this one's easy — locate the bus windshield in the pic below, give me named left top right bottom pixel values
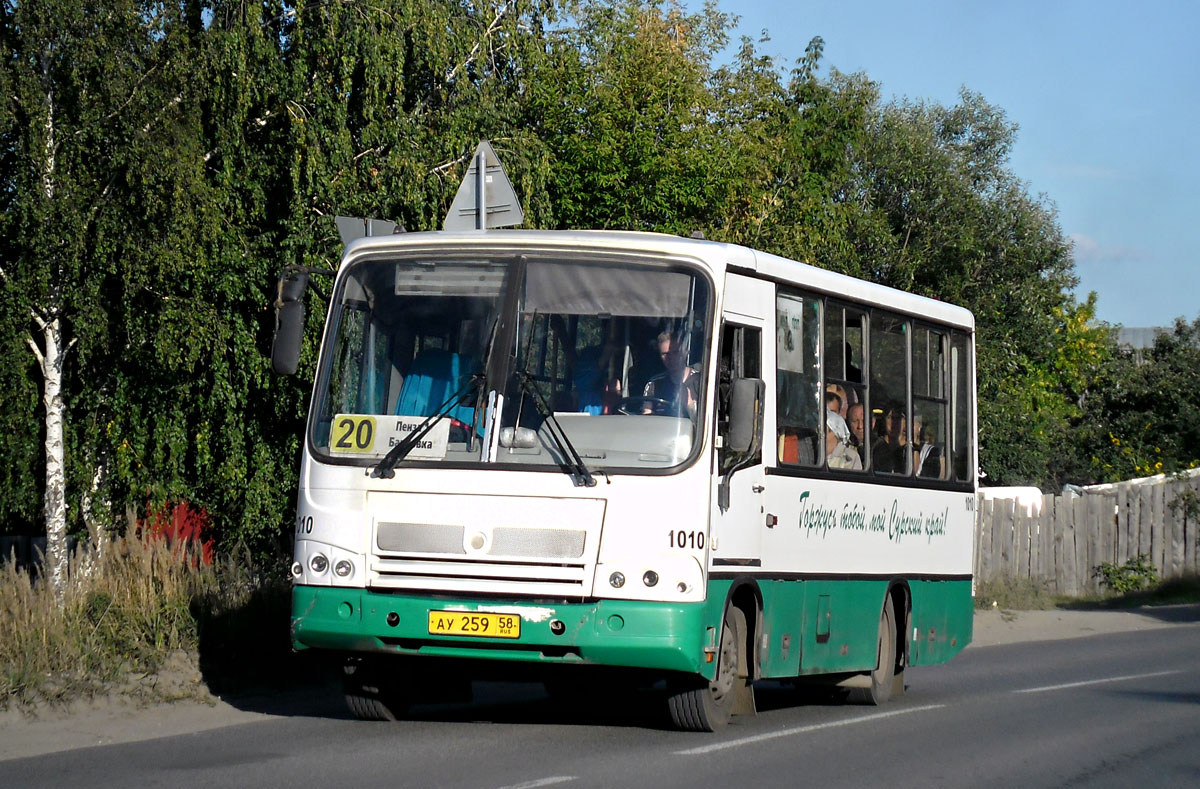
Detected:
left=310, top=250, right=712, bottom=472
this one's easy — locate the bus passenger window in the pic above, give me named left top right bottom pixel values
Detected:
left=913, top=326, right=949, bottom=479
left=776, top=291, right=821, bottom=467
left=869, top=312, right=910, bottom=475
left=823, top=303, right=868, bottom=471
left=950, top=332, right=973, bottom=482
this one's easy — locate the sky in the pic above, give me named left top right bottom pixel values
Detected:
left=709, top=0, right=1199, bottom=328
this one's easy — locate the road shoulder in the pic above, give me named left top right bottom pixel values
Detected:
left=4, top=604, right=1200, bottom=760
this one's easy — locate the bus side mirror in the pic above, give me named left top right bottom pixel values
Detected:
left=270, top=270, right=309, bottom=375
left=726, top=377, right=764, bottom=454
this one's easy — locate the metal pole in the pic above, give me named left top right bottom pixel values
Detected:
left=475, top=150, right=487, bottom=230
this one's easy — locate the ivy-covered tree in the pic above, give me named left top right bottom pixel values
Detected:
left=0, top=0, right=209, bottom=592
left=534, top=0, right=732, bottom=233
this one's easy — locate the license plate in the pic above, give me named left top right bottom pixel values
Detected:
left=427, top=610, right=521, bottom=639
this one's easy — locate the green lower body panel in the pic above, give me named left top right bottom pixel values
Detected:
left=721, top=576, right=973, bottom=679
left=291, top=586, right=717, bottom=677
left=907, top=579, right=974, bottom=666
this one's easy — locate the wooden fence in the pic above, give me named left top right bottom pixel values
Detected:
left=975, top=470, right=1200, bottom=595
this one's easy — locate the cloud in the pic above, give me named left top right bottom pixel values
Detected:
left=1069, top=233, right=1146, bottom=263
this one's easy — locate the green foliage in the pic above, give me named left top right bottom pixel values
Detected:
left=1089, top=318, right=1200, bottom=481
left=1094, top=554, right=1160, bottom=595
left=2, top=0, right=1187, bottom=558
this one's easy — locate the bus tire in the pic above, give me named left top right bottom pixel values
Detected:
left=667, top=606, right=743, bottom=731
left=343, top=658, right=407, bottom=721
left=849, top=595, right=896, bottom=705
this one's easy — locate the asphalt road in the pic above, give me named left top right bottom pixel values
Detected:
left=2, top=620, right=1198, bottom=788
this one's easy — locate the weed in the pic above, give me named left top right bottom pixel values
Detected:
left=1094, top=554, right=1159, bottom=594
left=974, top=576, right=1063, bottom=610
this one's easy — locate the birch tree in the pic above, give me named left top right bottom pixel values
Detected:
left=0, top=1, right=195, bottom=594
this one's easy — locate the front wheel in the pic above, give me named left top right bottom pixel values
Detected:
left=668, top=607, right=747, bottom=731
left=343, top=658, right=408, bottom=721
left=849, top=596, right=896, bottom=705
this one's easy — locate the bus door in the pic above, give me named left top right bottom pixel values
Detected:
left=710, top=274, right=772, bottom=567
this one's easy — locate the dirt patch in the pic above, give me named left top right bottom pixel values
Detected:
left=971, top=603, right=1200, bottom=647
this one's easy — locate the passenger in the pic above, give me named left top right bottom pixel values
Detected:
left=573, top=341, right=622, bottom=415
left=913, top=416, right=945, bottom=478
left=825, top=389, right=843, bottom=416
left=847, top=402, right=867, bottom=465
left=825, top=410, right=863, bottom=470
left=825, top=383, right=849, bottom=417
left=642, top=331, right=698, bottom=418
left=871, top=404, right=908, bottom=473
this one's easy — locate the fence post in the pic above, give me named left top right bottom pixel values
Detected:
left=1115, top=486, right=1129, bottom=566
left=1151, top=480, right=1166, bottom=577
left=1002, top=500, right=1017, bottom=577
left=1129, top=483, right=1143, bottom=557
left=1088, top=494, right=1103, bottom=594
left=1102, top=493, right=1116, bottom=569
left=1166, top=477, right=1184, bottom=579
left=1040, top=493, right=1055, bottom=587
left=1059, top=495, right=1076, bottom=596
left=1186, top=478, right=1200, bottom=575
left=977, top=497, right=992, bottom=582
left=1138, top=483, right=1153, bottom=566
left=1028, top=497, right=1041, bottom=581
left=1051, top=495, right=1065, bottom=595
left=1015, top=500, right=1030, bottom=578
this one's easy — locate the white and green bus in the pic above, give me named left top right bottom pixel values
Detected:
left=276, top=221, right=976, bottom=731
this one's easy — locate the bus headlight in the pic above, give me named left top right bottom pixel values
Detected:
left=642, top=570, right=659, bottom=587
left=609, top=572, right=626, bottom=588
left=334, top=559, right=354, bottom=578
left=310, top=553, right=329, bottom=574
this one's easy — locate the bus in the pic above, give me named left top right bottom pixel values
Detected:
left=275, top=215, right=976, bottom=733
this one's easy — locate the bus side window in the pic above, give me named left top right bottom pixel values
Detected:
left=823, top=303, right=868, bottom=471
left=869, top=311, right=911, bottom=475
left=950, top=331, right=973, bottom=482
left=913, top=325, right=948, bottom=479
left=718, top=323, right=763, bottom=473
left=775, top=291, right=821, bottom=467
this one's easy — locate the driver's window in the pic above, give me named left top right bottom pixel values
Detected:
left=717, top=323, right=762, bottom=473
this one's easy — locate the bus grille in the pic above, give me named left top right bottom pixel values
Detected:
left=366, top=491, right=604, bottom=598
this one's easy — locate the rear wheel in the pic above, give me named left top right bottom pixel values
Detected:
left=668, top=607, right=745, bottom=731
left=849, top=596, right=896, bottom=705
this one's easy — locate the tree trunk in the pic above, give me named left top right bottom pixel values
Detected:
left=30, top=314, right=70, bottom=601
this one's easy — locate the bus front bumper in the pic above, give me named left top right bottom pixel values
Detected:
left=291, top=585, right=715, bottom=677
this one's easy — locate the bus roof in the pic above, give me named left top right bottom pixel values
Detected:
left=340, top=229, right=975, bottom=331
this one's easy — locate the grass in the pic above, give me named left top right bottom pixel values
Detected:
left=0, top=533, right=313, bottom=712
left=974, top=576, right=1067, bottom=611
left=976, top=573, right=1200, bottom=612
left=1065, top=573, right=1200, bottom=610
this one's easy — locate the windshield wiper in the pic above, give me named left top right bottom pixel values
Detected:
left=371, top=374, right=483, bottom=479
left=513, top=371, right=597, bottom=488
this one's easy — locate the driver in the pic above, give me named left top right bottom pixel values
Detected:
left=642, top=331, right=698, bottom=418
